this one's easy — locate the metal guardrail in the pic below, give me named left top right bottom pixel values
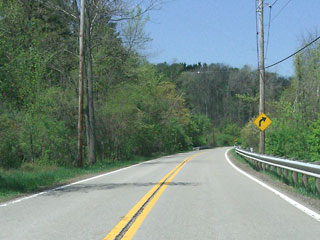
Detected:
left=235, top=147, right=320, bottom=179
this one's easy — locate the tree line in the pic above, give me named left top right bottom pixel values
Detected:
left=158, top=50, right=320, bottom=163
left=154, top=62, right=291, bottom=147
left=1, top=1, right=319, bottom=169
left=0, top=0, right=212, bottom=169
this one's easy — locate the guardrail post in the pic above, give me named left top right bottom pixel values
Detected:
left=277, top=167, right=282, bottom=176
left=302, top=174, right=309, bottom=188
left=235, top=148, right=320, bottom=190
left=257, top=162, right=262, bottom=170
left=316, top=178, right=320, bottom=193
left=254, top=161, right=259, bottom=170
left=292, top=172, right=298, bottom=185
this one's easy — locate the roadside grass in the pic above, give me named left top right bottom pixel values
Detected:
left=231, top=149, right=320, bottom=200
left=0, top=154, right=167, bottom=203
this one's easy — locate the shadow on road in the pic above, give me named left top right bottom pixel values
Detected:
left=46, top=181, right=200, bottom=197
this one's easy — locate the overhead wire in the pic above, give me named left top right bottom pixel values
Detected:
left=256, top=0, right=308, bottom=71
left=271, top=0, right=279, bottom=7
left=255, top=0, right=260, bottom=70
left=265, top=35, right=320, bottom=69
left=265, top=0, right=282, bottom=60
left=272, top=0, right=293, bottom=22
left=265, top=4, right=272, bottom=61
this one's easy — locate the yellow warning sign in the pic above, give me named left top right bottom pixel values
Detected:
left=254, top=113, right=272, bottom=131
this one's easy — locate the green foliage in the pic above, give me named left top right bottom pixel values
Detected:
left=293, top=41, right=320, bottom=121
left=0, top=1, right=73, bottom=107
left=155, top=62, right=185, bottom=84
left=2, top=0, right=290, bottom=170
left=261, top=98, right=320, bottom=162
left=215, top=123, right=241, bottom=146
left=240, top=118, right=259, bottom=151
left=185, top=114, right=212, bottom=147
left=0, top=1, right=215, bottom=169
left=19, top=87, right=77, bottom=166
left=0, top=110, right=23, bottom=168
left=95, top=64, right=212, bottom=160
left=168, top=63, right=288, bottom=127
left=259, top=39, right=320, bottom=161
left=121, top=7, right=151, bottom=53
left=0, top=88, right=77, bottom=168
left=265, top=117, right=309, bottom=159
left=3, top=0, right=303, bottom=173
left=307, top=116, right=320, bottom=162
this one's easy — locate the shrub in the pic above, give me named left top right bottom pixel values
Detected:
left=308, top=116, right=320, bottom=162
left=265, top=117, right=309, bottom=160
left=0, top=111, right=23, bottom=168
left=216, top=123, right=241, bottom=146
left=240, top=118, right=259, bottom=151
left=185, top=114, right=212, bottom=147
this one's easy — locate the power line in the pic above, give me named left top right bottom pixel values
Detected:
left=272, top=0, right=293, bottom=22
left=265, top=35, right=320, bottom=69
left=255, top=0, right=260, bottom=70
left=271, top=0, right=279, bottom=7
left=265, top=4, right=272, bottom=60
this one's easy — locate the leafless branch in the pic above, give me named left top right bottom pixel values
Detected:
left=64, top=49, right=79, bottom=58
left=36, top=0, right=79, bottom=20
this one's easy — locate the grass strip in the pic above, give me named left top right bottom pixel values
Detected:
left=0, top=154, right=165, bottom=203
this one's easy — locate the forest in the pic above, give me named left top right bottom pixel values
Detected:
left=1, top=0, right=320, bottom=174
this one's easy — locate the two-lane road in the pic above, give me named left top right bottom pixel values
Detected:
left=1, top=148, right=319, bottom=239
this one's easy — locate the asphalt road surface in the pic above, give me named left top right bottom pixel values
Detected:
left=1, top=147, right=320, bottom=240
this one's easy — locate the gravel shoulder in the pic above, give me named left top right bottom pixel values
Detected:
left=227, top=149, right=320, bottom=214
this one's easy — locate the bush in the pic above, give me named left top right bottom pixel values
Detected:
left=0, top=88, right=78, bottom=168
left=185, top=114, right=212, bottom=147
left=240, top=118, right=259, bottom=151
left=0, top=111, right=23, bottom=168
left=307, top=116, right=320, bottom=162
left=215, top=123, right=241, bottom=146
left=161, top=118, right=192, bottom=153
left=265, top=117, right=310, bottom=160
left=18, top=87, right=77, bottom=166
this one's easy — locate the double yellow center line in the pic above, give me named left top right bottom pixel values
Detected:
left=104, top=152, right=202, bottom=240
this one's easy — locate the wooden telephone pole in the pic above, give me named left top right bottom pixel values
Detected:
left=77, top=0, right=85, bottom=167
left=259, top=0, right=265, bottom=154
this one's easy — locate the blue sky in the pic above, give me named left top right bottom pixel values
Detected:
left=145, top=0, right=320, bottom=77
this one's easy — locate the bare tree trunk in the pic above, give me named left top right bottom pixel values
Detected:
left=294, top=55, right=303, bottom=118
left=30, top=132, right=35, bottom=163
left=85, top=6, right=96, bottom=164
left=77, top=0, right=85, bottom=168
left=85, top=103, right=90, bottom=154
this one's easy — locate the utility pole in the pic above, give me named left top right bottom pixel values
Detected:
left=77, top=0, right=85, bottom=167
left=258, top=0, right=265, bottom=154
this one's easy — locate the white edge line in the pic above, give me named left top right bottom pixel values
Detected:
left=225, top=148, right=320, bottom=222
left=0, top=158, right=161, bottom=208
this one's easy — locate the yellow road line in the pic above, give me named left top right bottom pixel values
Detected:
left=104, top=153, right=202, bottom=240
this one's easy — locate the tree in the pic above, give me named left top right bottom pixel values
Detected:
left=120, top=7, right=151, bottom=53
left=0, top=1, right=79, bottom=166
left=33, top=0, right=160, bottom=165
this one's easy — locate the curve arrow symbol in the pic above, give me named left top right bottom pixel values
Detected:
left=259, top=117, right=267, bottom=127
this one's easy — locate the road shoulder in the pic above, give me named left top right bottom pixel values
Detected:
left=227, top=149, right=320, bottom=213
